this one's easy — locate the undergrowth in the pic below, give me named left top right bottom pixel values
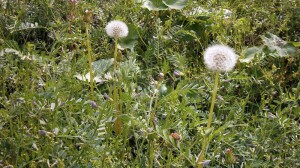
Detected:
left=0, top=0, right=299, bottom=167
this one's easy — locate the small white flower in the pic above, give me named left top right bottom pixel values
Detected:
left=158, top=72, right=164, bottom=78
left=104, top=72, right=113, bottom=81
left=203, top=45, right=238, bottom=72
left=105, top=20, right=129, bottom=38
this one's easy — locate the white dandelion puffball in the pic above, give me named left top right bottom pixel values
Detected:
left=203, top=45, right=238, bottom=72
left=105, top=20, right=129, bottom=38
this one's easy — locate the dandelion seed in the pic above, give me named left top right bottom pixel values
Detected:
left=204, top=45, right=237, bottom=72
left=105, top=20, right=129, bottom=38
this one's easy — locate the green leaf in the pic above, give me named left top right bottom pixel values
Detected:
left=281, top=43, right=296, bottom=56
left=118, top=24, right=139, bottom=50
left=2, top=40, right=20, bottom=50
left=163, top=0, right=188, bottom=10
left=119, top=57, right=140, bottom=78
left=75, top=58, right=114, bottom=83
left=177, top=22, right=206, bottom=41
left=92, top=58, right=114, bottom=75
left=142, top=0, right=168, bottom=11
left=74, top=73, right=104, bottom=83
left=262, top=32, right=286, bottom=48
left=240, top=46, right=262, bottom=63
left=291, top=42, right=300, bottom=47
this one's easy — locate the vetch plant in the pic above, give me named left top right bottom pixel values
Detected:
left=105, top=20, right=129, bottom=134
left=197, top=44, right=238, bottom=167
left=68, top=0, right=78, bottom=34
left=150, top=72, right=164, bottom=126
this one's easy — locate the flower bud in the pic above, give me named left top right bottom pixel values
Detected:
left=90, top=101, right=98, bottom=108
left=103, top=93, right=113, bottom=101
left=171, top=132, right=181, bottom=141
left=202, top=160, right=211, bottom=166
left=173, top=70, right=184, bottom=77
left=157, top=72, right=164, bottom=81
left=224, top=148, right=236, bottom=164
left=84, top=10, right=93, bottom=23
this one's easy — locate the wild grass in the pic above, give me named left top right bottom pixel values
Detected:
left=0, top=0, right=300, bottom=167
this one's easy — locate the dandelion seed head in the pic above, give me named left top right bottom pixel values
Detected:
left=105, top=20, right=129, bottom=38
left=204, top=45, right=237, bottom=72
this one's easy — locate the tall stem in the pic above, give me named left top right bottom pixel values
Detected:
left=113, top=38, right=122, bottom=134
left=207, top=73, right=219, bottom=128
left=197, top=72, right=219, bottom=167
left=113, top=38, right=118, bottom=103
left=86, top=24, right=94, bottom=99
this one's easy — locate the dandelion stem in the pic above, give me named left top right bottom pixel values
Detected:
left=207, top=73, right=219, bottom=128
left=197, top=72, right=219, bottom=168
left=113, top=38, right=118, bottom=103
left=86, top=23, right=94, bottom=99
left=113, top=38, right=122, bottom=134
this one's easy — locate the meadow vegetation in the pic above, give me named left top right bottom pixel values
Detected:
left=0, top=0, right=299, bottom=167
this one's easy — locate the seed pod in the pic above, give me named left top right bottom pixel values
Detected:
left=171, top=132, right=181, bottom=141
left=84, top=10, right=93, bottom=23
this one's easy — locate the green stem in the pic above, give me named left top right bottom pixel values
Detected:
left=149, top=141, right=154, bottom=167
left=150, top=81, right=161, bottom=127
left=113, top=38, right=118, bottom=102
left=86, top=24, right=94, bottom=99
left=197, top=72, right=219, bottom=168
left=113, top=38, right=122, bottom=134
left=118, top=74, right=123, bottom=117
